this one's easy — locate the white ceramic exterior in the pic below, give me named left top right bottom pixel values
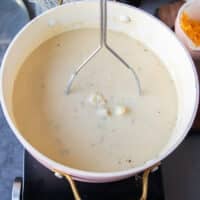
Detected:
left=0, top=1, right=199, bottom=183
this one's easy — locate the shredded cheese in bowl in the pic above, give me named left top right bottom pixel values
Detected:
left=181, top=12, right=200, bottom=47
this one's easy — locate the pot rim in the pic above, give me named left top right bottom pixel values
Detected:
left=0, top=0, right=199, bottom=180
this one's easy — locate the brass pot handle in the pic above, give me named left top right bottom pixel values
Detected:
left=140, top=167, right=152, bottom=200
left=53, top=164, right=159, bottom=200
left=64, top=174, right=82, bottom=200
left=53, top=169, right=82, bottom=200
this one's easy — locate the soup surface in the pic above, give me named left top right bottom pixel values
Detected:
left=12, top=29, right=177, bottom=172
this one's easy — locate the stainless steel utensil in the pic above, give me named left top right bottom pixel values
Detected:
left=65, top=0, right=141, bottom=95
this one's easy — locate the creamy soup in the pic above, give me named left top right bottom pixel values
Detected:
left=12, top=29, right=177, bottom=172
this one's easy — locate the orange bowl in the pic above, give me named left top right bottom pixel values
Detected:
left=175, top=1, right=200, bottom=60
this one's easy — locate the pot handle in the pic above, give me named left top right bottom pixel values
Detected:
left=53, top=169, right=82, bottom=200
left=53, top=164, right=159, bottom=200
left=140, top=166, right=153, bottom=200
left=63, top=174, right=82, bottom=200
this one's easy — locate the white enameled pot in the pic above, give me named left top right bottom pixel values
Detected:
left=0, top=1, right=199, bottom=184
